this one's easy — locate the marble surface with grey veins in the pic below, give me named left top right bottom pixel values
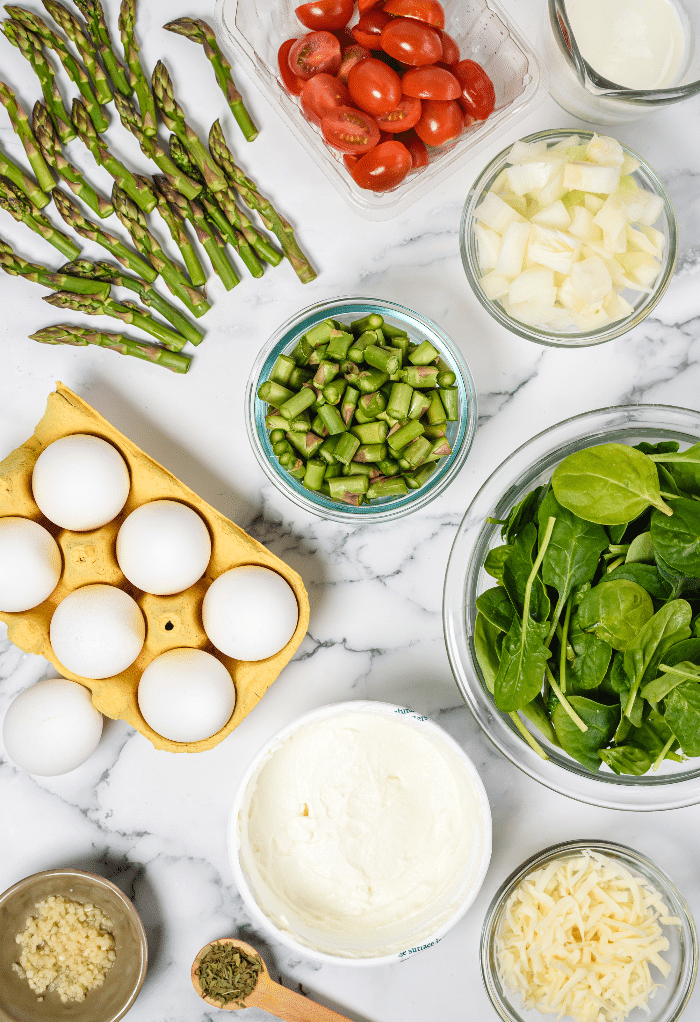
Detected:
left=2, top=0, right=700, bottom=1019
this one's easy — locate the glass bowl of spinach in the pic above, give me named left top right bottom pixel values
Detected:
left=443, top=404, right=700, bottom=810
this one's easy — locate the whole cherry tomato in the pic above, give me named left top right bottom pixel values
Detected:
left=352, top=139, right=412, bottom=190
left=321, top=105, right=381, bottom=153
left=414, top=98, right=463, bottom=144
left=401, top=65, right=461, bottom=99
left=382, top=0, right=444, bottom=28
left=300, top=73, right=351, bottom=125
left=347, top=57, right=402, bottom=116
left=380, top=18, right=443, bottom=66
left=396, top=129, right=429, bottom=167
left=295, top=0, right=354, bottom=31
left=452, top=59, right=495, bottom=120
left=352, top=8, right=391, bottom=49
left=288, top=31, right=342, bottom=79
left=374, top=95, right=421, bottom=131
left=337, top=44, right=370, bottom=84
left=278, top=39, right=305, bottom=95
left=437, top=30, right=460, bottom=64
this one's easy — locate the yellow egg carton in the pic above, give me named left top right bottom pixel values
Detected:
left=0, top=383, right=310, bottom=753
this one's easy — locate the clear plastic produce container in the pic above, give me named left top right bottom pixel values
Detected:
left=217, top=0, right=548, bottom=220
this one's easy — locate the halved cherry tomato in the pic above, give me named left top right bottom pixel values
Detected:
left=414, top=97, right=463, bottom=144
left=382, top=0, right=444, bottom=28
left=452, top=59, right=495, bottom=120
left=321, top=105, right=381, bottom=153
left=352, top=139, right=412, bottom=190
left=300, top=73, right=351, bottom=125
left=343, top=153, right=360, bottom=171
left=352, top=9, right=392, bottom=49
left=333, top=27, right=356, bottom=48
left=401, top=65, right=460, bottom=99
left=380, top=18, right=443, bottom=66
left=374, top=95, right=421, bottom=131
left=288, top=31, right=342, bottom=79
left=337, top=44, right=371, bottom=84
left=437, top=30, right=459, bottom=64
left=358, top=0, right=384, bottom=10
left=295, top=0, right=354, bottom=31
left=278, top=39, right=305, bottom=95
left=396, top=129, right=429, bottom=167
left=347, top=57, right=402, bottom=116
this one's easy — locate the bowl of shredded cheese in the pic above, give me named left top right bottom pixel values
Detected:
left=481, top=840, right=697, bottom=1022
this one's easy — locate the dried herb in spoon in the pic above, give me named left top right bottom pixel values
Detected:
left=195, top=943, right=264, bottom=1007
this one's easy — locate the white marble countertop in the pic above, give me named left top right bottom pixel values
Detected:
left=2, top=0, right=700, bottom=1019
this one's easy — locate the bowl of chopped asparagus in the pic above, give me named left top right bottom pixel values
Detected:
left=247, top=297, right=478, bottom=522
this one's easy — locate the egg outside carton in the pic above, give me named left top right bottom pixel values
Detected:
left=0, top=382, right=310, bottom=753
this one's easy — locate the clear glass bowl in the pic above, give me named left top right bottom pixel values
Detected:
left=481, top=840, right=698, bottom=1022
left=217, top=0, right=548, bottom=221
left=459, top=129, right=678, bottom=347
left=443, top=404, right=700, bottom=811
left=246, top=296, right=477, bottom=524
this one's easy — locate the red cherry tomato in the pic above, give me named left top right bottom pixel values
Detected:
left=295, top=0, right=354, bottom=30
left=358, top=0, right=384, bottom=9
left=396, top=129, right=429, bottom=167
left=347, top=57, right=402, bottom=116
left=380, top=19, right=443, bottom=66
left=374, top=95, right=421, bottom=131
left=343, top=153, right=360, bottom=171
left=401, top=65, right=461, bottom=99
left=333, top=27, right=356, bottom=48
left=278, top=39, right=304, bottom=95
left=321, top=105, right=381, bottom=153
left=414, top=98, right=463, bottom=144
left=382, top=0, right=444, bottom=27
left=288, top=31, right=342, bottom=79
left=452, top=59, right=495, bottom=120
left=352, top=139, right=412, bottom=190
left=300, top=73, right=351, bottom=125
left=438, top=30, right=459, bottom=64
left=352, top=9, right=391, bottom=49
left=337, top=44, right=370, bottom=84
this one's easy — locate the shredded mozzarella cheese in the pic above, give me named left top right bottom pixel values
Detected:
left=495, top=851, right=681, bottom=1022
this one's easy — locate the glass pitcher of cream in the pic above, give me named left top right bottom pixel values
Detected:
left=540, top=0, right=700, bottom=123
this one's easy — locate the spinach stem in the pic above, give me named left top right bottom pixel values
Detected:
left=559, top=597, right=572, bottom=694
left=509, top=712, right=549, bottom=760
left=652, top=734, right=677, bottom=772
left=546, top=666, right=588, bottom=732
left=606, top=556, right=626, bottom=572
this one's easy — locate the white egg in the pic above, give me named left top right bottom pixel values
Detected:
left=202, top=565, right=298, bottom=661
left=2, top=677, right=103, bottom=775
left=32, top=434, right=131, bottom=531
left=0, top=517, right=62, bottom=612
left=116, top=500, right=211, bottom=595
left=137, top=647, right=236, bottom=743
left=50, top=584, right=145, bottom=679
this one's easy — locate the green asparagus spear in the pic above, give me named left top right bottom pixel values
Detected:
left=111, top=185, right=210, bottom=318
left=61, top=258, right=204, bottom=344
left=2, top=20, right=75, bottom=142
left=208, top=119, right=316, bottom=283
left=0, top=178, right=81, bottom=258
left=44, top=290, right=188, bottom=351
left=0, top=236, right=109, bottom=295
left=118, top=0, right=156, bottom=135
left=33, top=101, right=113, bottom=218
left=5, top=7, right=108, bottom=132
left=72, top=0, right=131, bottom=96
left=53, top=187, right=155, bottom=279
left=31, top=323, right=191, bottom=372
left=0, top=81, right=55, bottom=193
left=151, top=61, right=227, bottom=193
left=112, top=92, right=201, bottom=200
left=40, top=0, right=111, bottom=105
left=0, top=140, right=50, bottom=207
left=151, top=184, right=206, bottom=288
left=70, top=98, right=156, bottom=214
left=162, top=18, right=258, bottom=142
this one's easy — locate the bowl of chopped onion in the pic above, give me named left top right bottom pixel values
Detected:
left=481, top=840, right=697, bottom=1022
left=459, top=129, right=677, bottom=347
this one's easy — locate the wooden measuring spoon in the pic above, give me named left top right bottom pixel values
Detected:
left=191, top=938, right=355, bottom=1021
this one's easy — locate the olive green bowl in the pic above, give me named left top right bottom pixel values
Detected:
left=0, top=868, right=147, bottom=1022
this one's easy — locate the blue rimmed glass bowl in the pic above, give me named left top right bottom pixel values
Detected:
left=246, top=297, right=477, bottom=524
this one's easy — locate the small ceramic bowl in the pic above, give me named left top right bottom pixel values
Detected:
left=481, top=840, right=697, bottom=1022
left=0, top=868, right=147, bottom=1022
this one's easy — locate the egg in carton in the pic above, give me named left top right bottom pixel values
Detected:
left=0, top=383, right=310, bottom=753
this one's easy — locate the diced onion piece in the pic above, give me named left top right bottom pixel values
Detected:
left=506, top=139, right=548, bottom=164
left=570, top=256, right=612, bottom=305
left=531, top=200, right=571, bottom=230
left=593, top=194, right=628, bottom=239
left=623, top=187, right=664, bottom=226
left=527, top=225, right=581, bottom=275
left=604, top=289, right=635, bottom=322
left=494, top=221, right=531, bottom=279
left=584, top=193, right=605, bottom=214
left=479, top=271, right=510, bottom=300
left=549, top=134, right=581, bottom=152
left=473, top=223, right=502, bottom=271
left=500, top=190, right=528, bottom=216
left=476, top=191, right=525, bottom=233
left=621, top=153, right=641, bottom=175
left=506, top=159, right=563, bottom=197
left=505, top=300, right=574, bottom=328
left=568, top=207, right=602, bottom=243
left=564, top=161, right=621, bottom=194
left=532, top=168, right=566, bottom=207
left=585, top=133, right=625, bottom=166
left=571, top=306, right=611, bottom=330
left=509, top=267, right=556, bottom=306
left=617, top=251, right=661, bottom=287
left=640, top=224, right=666, bottom=256
left=626, top=224, right=662, bottom=256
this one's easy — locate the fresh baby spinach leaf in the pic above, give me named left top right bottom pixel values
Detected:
left=625, top=532, right=655, bottom=564
left=520, top=694, right=559, bottom=746
left=641, top=661, right=700, bottom=704
left=664, top=681, right=700, bottom=757
left=601, top=562, right=672, bottom=600
left=484, top=544, right=513, bottom=584
left=577, top=579, right=654, bottom=651
left=473, top=612, right=501, bottom=694
left=552, top=696, right=619, bottom=772
left=499, top=485, right=546, bottom=544
left=502, top=523, right=550, bottom=623
left=622, top=599, right=693, bottom=718
left=651, top=498, right=700, bottom=578
left=567, top=615, right=613, bottom=691
left=599, top=743, right=652, bottom=775
left=494, top=617, right=551, bottom=712
left=475, top=587, right=516, bottom=633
